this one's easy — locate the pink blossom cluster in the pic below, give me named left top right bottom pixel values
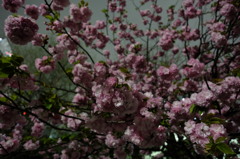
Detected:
left=35, top=56, right=55, bottom=73
left=61, top=110, right=83, bottom=130
left=0, top=135, right=20, bottom=154
left=52, top=0, right=70, bottom=10
left=2, top=0, right=25, bottom=13
left=70, top=5, right=92, bottom=23
left=4, top=16, right=38, bottom=45
left=182, top=58, right=205, bottom=78
left=181, top=0, right=201, bottom=19
left=157, top=64, right=179, bottom=81
left=158, top=29, right=176, bottom=51
left=23, top=140, right=40, bottom=150
left=1, top=0, right=240, bottom=158
left=8, top=64, right=39, bottom=90
left=72, top=63, right=93, bottom=87
left=220, top=2, right=237, bottom=19
left=25, top=4, right=40, bottom=20
left=185, top=120, right=226, bottom=148
left=31, top=121, right=45, bottom=137
left=32, top=33, right=48, bottom=46
left=0, top=105, right=26, bottom=130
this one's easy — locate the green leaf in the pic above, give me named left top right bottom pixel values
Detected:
left=209, top=117, right=225, bottom=124
left=189, top=104, right=206, bottom=115
left=202, top=114, right=225, bottom=125
left=0, top=97, right=7, bottom=102
left=102, top=9, right=108, bottom=14
left=149, top=107, right=158, bottom=114
left=0, top=56, right=11, bottom=63
left=205, top=142, right=213, bottom=151
left=80, top=0, right=85, bottom=5
left=41, top=137, right=56, bottom=145
left=169, top=5, right=175, bottom=9
left=66, top=68, right=73, bottom=78
left=11, top=94, right=18, bottom=100
left=53, top=11, right=60, bottom=19
left=60, top=108, right=68, bottom=114
left=212, top=78, right=224, bottom=83
left=69, top=134, right=77, bottom=140
left=108, top=20, right=112, bottom=24
left=99, top=61, right=107, bottom=65
left=160, top=119, right=170, bottom=127
left=45, top=103, right=53, bottom=110
left=119, top=67, right=130, bottom=74
left=10, top=55, right=24, bottom=66
left=0, top=72, right=9, bottom=78
left=61, top=134, right=70, bottom=141
left=115, top=83, right=130, bottom=90
left=115, top=131, right=124, bottom=138
left=57, top=33, right=63, bottom=36
left=44, top=15, right=54, bottom=21
left=189, top=104, right=196, bottom=114
left=1, top=65, right=15, bottom=72
left=216, top=143, right=235, bottom=155
left=12, top=13, right=19, bottom=17
left=211, top=2, right=218, bottom=7
left=0, top=61, right=11, bottom=69
left=215, top=137, right=226, bottom=144
left=143, top=97, right=149, bottom=102
left=208, top=136, right=215, bottom=144
left=78, top=0, right=88, bottom=7
left=0, top=54, right=24, bottom=78
left=102, top=112, right=112, bottom=118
